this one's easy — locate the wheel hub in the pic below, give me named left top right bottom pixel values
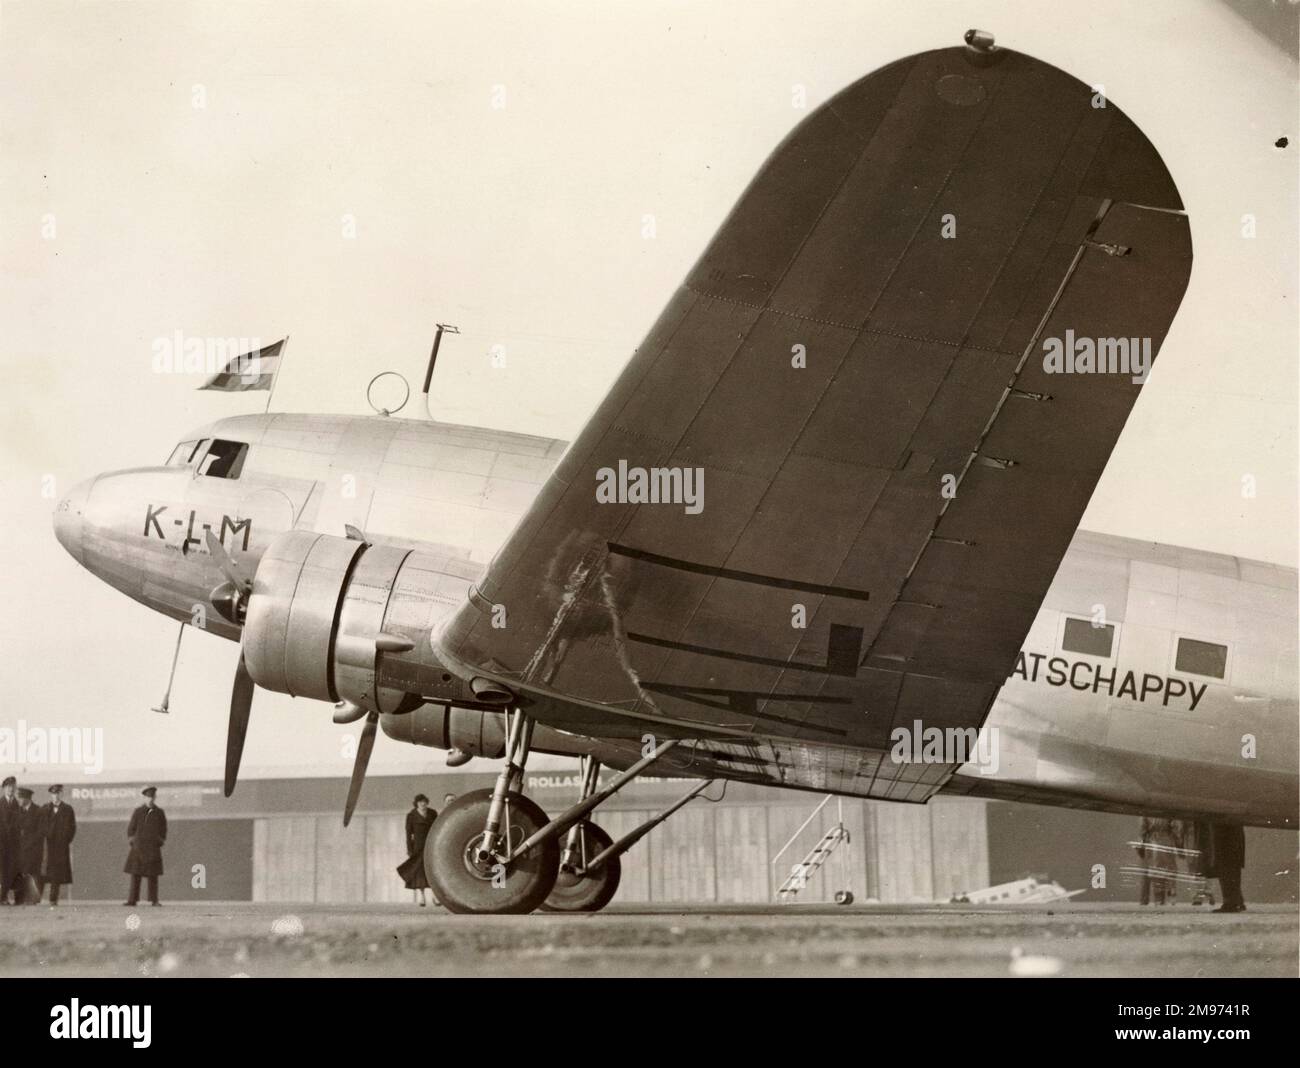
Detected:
left=463, top=834, right=502, bottom=880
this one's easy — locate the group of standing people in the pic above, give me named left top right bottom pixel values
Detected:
left=0, top=777, right=76, bottom=906
left=1136, top=817, right=1246, bottom=913
left=0, top=780, right=168, bottom=907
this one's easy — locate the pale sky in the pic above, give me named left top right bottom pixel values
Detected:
left=1, top=0, right=1295, bottom=781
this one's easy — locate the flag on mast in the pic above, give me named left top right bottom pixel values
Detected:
left=198, top=338, right=286, bottom=392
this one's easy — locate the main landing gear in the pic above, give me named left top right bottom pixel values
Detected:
left=424, top=710, right=713, bottom=914
left=540, top=756, right=620, bottom=913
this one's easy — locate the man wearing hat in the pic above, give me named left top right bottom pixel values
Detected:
left=41, top=785, right=76, bottom=906
left=0, top=776, right=19, bottom=905
left=123, top=786, right=166, bottom=907
left=13, top=788, right=46, bottom=905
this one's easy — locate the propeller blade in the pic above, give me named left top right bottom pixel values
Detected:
left=343, top=712, right=379, bottom=827
left=225, top=654, right=255, bottom=798
left=205, top=530, right=248, bottom=593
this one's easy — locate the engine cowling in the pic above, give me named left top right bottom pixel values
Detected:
left=221, top=533, right=653, bottom=788
left=240, top=529, right=480, bottom=715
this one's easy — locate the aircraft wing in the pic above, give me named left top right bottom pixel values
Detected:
left=435, top=42, right=1193, bottom=801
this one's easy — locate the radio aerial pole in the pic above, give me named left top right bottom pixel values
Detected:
left=421, top=322, right=459, bottom=419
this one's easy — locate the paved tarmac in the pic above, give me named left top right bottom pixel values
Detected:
left=1, top=901, right=1295, bottom=977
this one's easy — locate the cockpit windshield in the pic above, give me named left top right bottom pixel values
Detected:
left=165, top=439, right=206, bottom=467
left=165, top=436, right=249, bottom=478
left=197, top=439, right=249, bottom=479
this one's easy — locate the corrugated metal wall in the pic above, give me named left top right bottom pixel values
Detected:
left=251, top=798, right=988, bottom=904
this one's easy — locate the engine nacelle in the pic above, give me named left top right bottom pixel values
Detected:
left=380, top=703, right=631, bottom=767
left=379, top=704, right=508, bottom=758
left=240, top=529, right=481, bottom=714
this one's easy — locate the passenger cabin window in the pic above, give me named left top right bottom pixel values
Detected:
left=195, top=439, right=248, bottom=480
left=1175, top=637, right=1227, bottom=679
left=1062, top=617, right=1114, bottom=658
left=165, top=440, right=203, bottom=467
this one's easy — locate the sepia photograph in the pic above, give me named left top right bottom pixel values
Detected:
left=1, top=0, right=1296, bottom=1042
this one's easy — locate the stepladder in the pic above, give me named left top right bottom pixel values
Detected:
left=772, top=796, right=855, bottom=904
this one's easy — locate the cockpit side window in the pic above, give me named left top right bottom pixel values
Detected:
left=195, top=438, right=249, bottom=479
left=166, top=440, right=203, bottom=467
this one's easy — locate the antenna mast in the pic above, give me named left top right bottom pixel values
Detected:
left=421, top=322, right=459, bottom=419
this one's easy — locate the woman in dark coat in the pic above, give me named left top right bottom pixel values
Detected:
left=41, top=784, right=76, bottom=906
left=398, top=794, right=437, bottom=906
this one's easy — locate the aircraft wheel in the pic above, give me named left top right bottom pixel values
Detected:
left=425, top=788, right=559, bottom=914
left=539, top=823, right=621, bottom=913
left=835, top=890, right=855, bottom=905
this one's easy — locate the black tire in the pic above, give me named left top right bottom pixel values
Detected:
left=834, top=890, right=855, bottom=905
left=539, top=823, right=621, bottom=913
left=424, top=788, right=559, bottom=914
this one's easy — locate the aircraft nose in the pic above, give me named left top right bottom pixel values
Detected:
left=53, top=476, right=96, bottom=565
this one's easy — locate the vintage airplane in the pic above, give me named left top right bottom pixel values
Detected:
left=53, top=32, right=1297, bottom=914
left=949, top=877, right=1086, bottom=906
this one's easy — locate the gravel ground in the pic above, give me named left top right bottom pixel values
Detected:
left=0, top=902, right=1294, bottom=978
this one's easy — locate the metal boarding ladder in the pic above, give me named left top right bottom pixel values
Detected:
left=772, top=795, right=853, bottom=902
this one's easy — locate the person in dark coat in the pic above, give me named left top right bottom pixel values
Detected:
left=1209, top=823, right=1247, bottom=913
left=398, top=794, right=437, bottom=906
left=13, top=788, right=45, bottom=905
left=41, top=785, right=76, bottom=906
left=123, top=786, right=166, bottom=906
left=0, top=776, right=19, bottom=905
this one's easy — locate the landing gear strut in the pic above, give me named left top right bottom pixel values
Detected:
left=541, top=757, right=620, bottom=913
left=542, top=822, right=621, bottom=912
left=424, top=710, right=706, bottom=915
left=425, top=709, right=558, bottom=914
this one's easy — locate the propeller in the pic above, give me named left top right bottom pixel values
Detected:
left=206, top=531, right=251, bottom=624
left=343, top=711, right=380, bottom=827
left=205, top=524, right=406, bottom=820
left=206, top=530, right=258, bottom=797
left=225, top=653, right=255, bottom=797
left=336, top=634, right=414, bottom=824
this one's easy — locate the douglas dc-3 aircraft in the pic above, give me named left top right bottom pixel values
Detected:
left=54, top=33, right=1297, bottom=913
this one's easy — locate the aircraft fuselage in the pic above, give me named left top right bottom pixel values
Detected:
left=54, top=412, right=1298, bottom=827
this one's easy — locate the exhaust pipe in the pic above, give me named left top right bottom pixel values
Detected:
left=469, top=676, right=513, bottom=705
